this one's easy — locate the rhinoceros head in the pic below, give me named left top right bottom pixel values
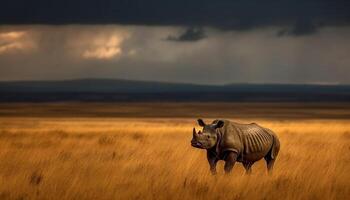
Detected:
left=191, top=119, right=224, bottom=149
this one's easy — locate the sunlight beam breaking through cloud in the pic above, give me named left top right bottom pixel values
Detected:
left=82, top=35, right=124, bottom=59
left=0, top=31, right=35, bottom=54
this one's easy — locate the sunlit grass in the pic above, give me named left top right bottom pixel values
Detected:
left=0, top=118, right=349, bottom=199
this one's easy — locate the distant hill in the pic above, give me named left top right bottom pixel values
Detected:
left=0, top=79, right=219, bottom=93
left=0, top=79, right=349, bottom=102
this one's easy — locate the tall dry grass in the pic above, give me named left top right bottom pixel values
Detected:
left=0, top=118, right=349, bottom=199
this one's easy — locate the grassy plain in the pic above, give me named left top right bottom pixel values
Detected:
left=0, top=103, right=349, bottom=200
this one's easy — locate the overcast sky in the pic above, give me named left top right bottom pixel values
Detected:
left=0, top=0, right=350, bottom=84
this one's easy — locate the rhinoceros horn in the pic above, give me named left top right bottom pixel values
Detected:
left=193, top=127, right=199, bottom=138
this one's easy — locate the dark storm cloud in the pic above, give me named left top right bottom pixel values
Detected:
left=1, top=0, right=350, bottom=36
left=277, top=20, right=319, bottom=37
left=166, top=27, right=206, bottom=42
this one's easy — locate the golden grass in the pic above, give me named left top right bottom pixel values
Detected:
left=0, top=117, right=349, bottom=200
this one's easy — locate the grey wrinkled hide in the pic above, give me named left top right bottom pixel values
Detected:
left=213, top=119, right=279, bottom=162
left=191, top=119, right=280, bottom=174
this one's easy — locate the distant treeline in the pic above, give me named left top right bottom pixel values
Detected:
left=0, top=79, right=349, bottom=102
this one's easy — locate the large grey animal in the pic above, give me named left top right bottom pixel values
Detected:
left=191, top=119, right=280, bottom=174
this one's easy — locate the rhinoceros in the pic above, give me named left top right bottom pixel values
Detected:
left=191, top=119, right=280, bottom=174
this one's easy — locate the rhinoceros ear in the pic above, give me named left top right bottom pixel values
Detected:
left=197, top=118, right=206, bottom=127
left=215, top=120, right=224, bottom=129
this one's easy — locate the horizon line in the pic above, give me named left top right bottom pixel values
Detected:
left=0, top=78, right=347, bottom=87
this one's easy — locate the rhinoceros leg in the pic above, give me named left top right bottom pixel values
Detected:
left=224, top=151, right=238, bottom=174
left=264, top=142, right=278, bottom=174
left=243, top=162, right=253, bottom=174
left=207, top=151, right=218, bottom=175
left=265, top=157, right=275, bottom=174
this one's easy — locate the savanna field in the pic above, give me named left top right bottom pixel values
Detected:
left=0, top=103, right=349, bottom=200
